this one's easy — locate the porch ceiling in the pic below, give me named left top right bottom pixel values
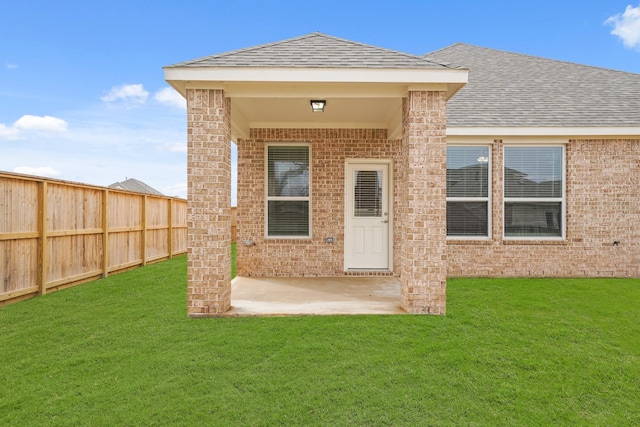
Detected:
left=230, top=95, right=403, bottom=140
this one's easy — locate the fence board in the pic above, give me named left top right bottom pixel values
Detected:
left=0, top=171, right=187, bottom=305
left=108, top=229, right=143, bottom=271
left=0, top=176, right=38, bottom=233
left=48, top=183, right=102, bottom=232
left=172, top=200, right=188, bottom=254
left=0, top=239, right=38, bottom=297
left=147, top=197, right=168, bottom=227
left=147, top=229, right=169, bottom=260
left=47, top=234, right=103, bottom=286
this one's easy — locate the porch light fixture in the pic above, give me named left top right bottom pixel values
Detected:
left=310, top=100, right=326, bottom=113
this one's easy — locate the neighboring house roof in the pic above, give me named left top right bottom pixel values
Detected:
left=108, top=178, right=164, bottom=196
left=425, top=43, right=640, bottom=128
left=168, top=32, right=460, bottom=70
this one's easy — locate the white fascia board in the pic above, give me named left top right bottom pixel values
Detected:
left=448, top=127, right=640, bottom=137
left=164, top=67, right=468, bottom=85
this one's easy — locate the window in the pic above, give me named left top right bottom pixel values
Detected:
left=354, top=170, right=382, bottom=217
left=266, top=144, right=310, bottom=237
left=504, top=146, right=564, bottom=238
left=446, top=146, right=490, bottom=237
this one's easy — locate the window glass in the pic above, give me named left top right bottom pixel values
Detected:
left=446, top=146, right=490, bottom=237
left=504, top=147, right=562, bottom=198
left=504, top=146, right=564, bottom=238
left=354, top=170, right=382, bottom=217
left=266, top=145, right=310, bottom=237
left=447, top=146, right=489, bottom=198
left=447, top=201, right=488, bottom=236
left=267, top=201, right=309, bottom=236
left=504, top=202, right=561, bottom=237
left=268, top=146, right=309, bottom=197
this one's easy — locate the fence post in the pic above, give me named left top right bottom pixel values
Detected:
left=141, top=194, right=147, bottom=266
left=168, top=198, right=173, bottom=259
left=102, top=189, right=109, bottom=278
left=38, top=180, right=48, bottom=295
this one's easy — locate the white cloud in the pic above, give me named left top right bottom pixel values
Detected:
left=0, top=115, right=68, bottom=140
left=155, top=87, right=186, bottom=109
left=5, top=62, right=18, bottom=70
left=101, top=83, right=149, bottom=106
left=163, top=182, right=187, bottom=198
left=605, top=4, right=640, bottom=49
left=0, top=124, right=21, bottom=140
left=1, top=102, right=190, bottom=201
left=14, top=115, right=69, bottom=132
left=13, top=166, right=61, bottom=177
left=167, top=142, right=187, bottom=152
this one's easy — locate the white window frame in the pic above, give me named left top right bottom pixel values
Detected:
left=446, top=144, right=492, bottom=240
left=264, top=143, right=312, bottom=239
left=503, top=144, right=566, bottom=241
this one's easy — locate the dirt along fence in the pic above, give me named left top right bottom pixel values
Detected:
left=0, top=172, right=188, bottom=306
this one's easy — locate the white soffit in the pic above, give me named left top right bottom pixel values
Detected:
left=230, top=97, right=403, bottom=140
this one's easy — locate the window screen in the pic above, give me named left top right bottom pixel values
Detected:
left=266, top=145, right=310, bottom=237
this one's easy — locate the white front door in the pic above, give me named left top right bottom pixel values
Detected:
left=345, top=161, right=391, bottom=270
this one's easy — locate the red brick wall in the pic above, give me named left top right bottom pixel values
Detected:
left=448, top=138, right=640, bottom=277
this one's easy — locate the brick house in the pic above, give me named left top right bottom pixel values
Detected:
left=164, top=33, right=640, bottom=317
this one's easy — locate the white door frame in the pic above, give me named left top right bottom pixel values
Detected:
left=344, top=159, right=393, bottom=271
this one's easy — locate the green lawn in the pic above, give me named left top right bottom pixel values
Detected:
left=1, top=256, right=639, bottom=426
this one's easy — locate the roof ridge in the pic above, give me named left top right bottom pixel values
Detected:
left=169, top=32, right=461, bottom=69
left=423, top=42, right=467, bottom=58
left=309, top=33, right=461, bottom=69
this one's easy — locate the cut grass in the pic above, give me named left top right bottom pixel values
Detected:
left=1, top=256, right=639, bottom=426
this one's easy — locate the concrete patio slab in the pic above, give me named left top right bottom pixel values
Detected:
left=227, top=276, right=405, bottom=316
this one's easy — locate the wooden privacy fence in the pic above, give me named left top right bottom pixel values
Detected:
left=0, top=172, right=187, bottom=306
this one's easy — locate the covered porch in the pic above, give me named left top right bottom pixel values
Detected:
left=164, top=33, right=468, bottom=317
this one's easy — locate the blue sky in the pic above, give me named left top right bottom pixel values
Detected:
left=2, top=1, right=639, bottom=201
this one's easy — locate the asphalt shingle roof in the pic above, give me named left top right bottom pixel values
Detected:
left=169, top=32, right=458, bottom=69
left=425, top=43, right=640, bottom=128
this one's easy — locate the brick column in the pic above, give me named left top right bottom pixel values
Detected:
left=399, top=91, right=447, bottom=314
left=186, top=89, right=232, bottom=317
